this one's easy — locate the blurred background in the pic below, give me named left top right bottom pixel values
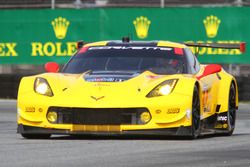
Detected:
left=0, top=0, right=250, bottom=99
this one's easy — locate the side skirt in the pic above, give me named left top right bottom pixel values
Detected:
left=200, top=111, right=231, bottom=135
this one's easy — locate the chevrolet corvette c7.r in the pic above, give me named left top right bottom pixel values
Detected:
left=17, top=39, right=245, bottom=139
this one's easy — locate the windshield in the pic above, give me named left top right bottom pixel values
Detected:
left=63, top=46, right=187, bottom=75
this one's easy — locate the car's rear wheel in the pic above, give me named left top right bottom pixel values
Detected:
left=21, top=133, right=51, bottom=139
left=190, top=86, right=201, bottom=139
left=225, top=83, right=236, bottom=136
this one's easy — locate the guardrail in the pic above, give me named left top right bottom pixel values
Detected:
left=0, top=0, right=247, bottom=9
left=237, top=77, right=250, bottom=101
left=0, top=74, right=249, bottom=101
left=0, top=74, right=23, bottom=99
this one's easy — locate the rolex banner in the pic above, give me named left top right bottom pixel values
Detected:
left=0, top=7, right=249, bottom=64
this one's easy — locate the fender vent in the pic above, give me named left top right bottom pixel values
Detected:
left=216, top=105, right=221, bottom=113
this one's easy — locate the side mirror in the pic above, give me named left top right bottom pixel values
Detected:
left=44, top=62, right=60, bottom=73
left=197, top=64, right=222, bottom=80
left=77, top=40, right=84, bottom=49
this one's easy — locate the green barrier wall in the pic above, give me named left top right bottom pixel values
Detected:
left=0, top=7, right=249, bottom=64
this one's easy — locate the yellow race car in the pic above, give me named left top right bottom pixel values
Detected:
left=17, top=38, right=245, bottom=139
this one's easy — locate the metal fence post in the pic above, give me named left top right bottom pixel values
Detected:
left=161, top=0, right=164, bottom=8
left=74, top=0, right=82, bottom=9
left=229, top=64, right=232, bottom=74
left=51, top=0, right=55, bottom=9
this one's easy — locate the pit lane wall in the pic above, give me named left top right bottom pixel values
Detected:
left=0, top=7, right=249, bottom=64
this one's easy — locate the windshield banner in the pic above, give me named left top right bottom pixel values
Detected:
left=0, top=7, right=249, bottom=64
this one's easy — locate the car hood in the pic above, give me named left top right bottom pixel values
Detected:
left=37, top=71, right=192, bottom=107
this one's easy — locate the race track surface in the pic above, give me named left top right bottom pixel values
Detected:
left=0, top=100, right=250, bottom=167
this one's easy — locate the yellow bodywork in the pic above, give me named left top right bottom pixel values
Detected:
left=17, top=41, right=238, bottom=135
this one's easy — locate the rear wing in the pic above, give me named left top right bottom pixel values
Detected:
left=184, top=42, right=246, bottom=53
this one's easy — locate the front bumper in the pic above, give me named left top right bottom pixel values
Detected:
left=17, top=89, right=193, bottom=135
left=17, top=124, right=192, bottom=136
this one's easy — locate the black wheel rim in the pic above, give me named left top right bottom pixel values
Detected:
left=228, top=84, right=236, bottom=129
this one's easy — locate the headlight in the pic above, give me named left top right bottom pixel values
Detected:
left=146, top=79, right=178, bottom=97
left=34, top=77, right=53, bottom=96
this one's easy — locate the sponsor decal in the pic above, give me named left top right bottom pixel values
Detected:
left=203, top=15, right=221, bottom=38
left=215, top=124, right=223, bottom=128
left=51, top=17, right=70, bottom=40
left=86, top=77, right=124, bottom=82
left=94, top=83, right=110, bottom=87
left=186, top=40, right=241, bottom=55
left=186, top=15, right=241, bottom=56
left=25, top=107, right=35, bottom=112
left=217, top=116, right=227, bottom=121
left=1, top=12, right=246, bottom=64
left=167, top=108, right=180, bottom=114
left=155, top=110, right=161, bottom=114
left=0, top=43, right=18, bottom=56
left=31, top=16, right=77, bottom=57
left=215, top=123, right=228, bottom=129
left=223, top=123, right=228, bottom=128
left=202, top=89, right=209, bottom=112
left=133, top=16, right=151, bottom=39
left=89, top=46, right=172, bottom=50
left=31, top=42, right=76, bottom=56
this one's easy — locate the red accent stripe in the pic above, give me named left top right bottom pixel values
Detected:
left=79, top=46, right=89, bottom=54
left=174, top=48, right=184, bottom=55
left=240, top=42, right=246, bottom=53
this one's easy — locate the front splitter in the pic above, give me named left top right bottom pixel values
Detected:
left=17, top=124, right=192, bottom=137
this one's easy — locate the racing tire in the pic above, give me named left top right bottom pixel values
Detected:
left=190, top=86, right=201, bottom=139
left=224, top=83, right=236, bottom=136
left=21, top=133, right=51, bottom=139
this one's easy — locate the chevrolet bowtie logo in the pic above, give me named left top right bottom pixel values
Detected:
left=90, top=96, right=105, bottom=101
